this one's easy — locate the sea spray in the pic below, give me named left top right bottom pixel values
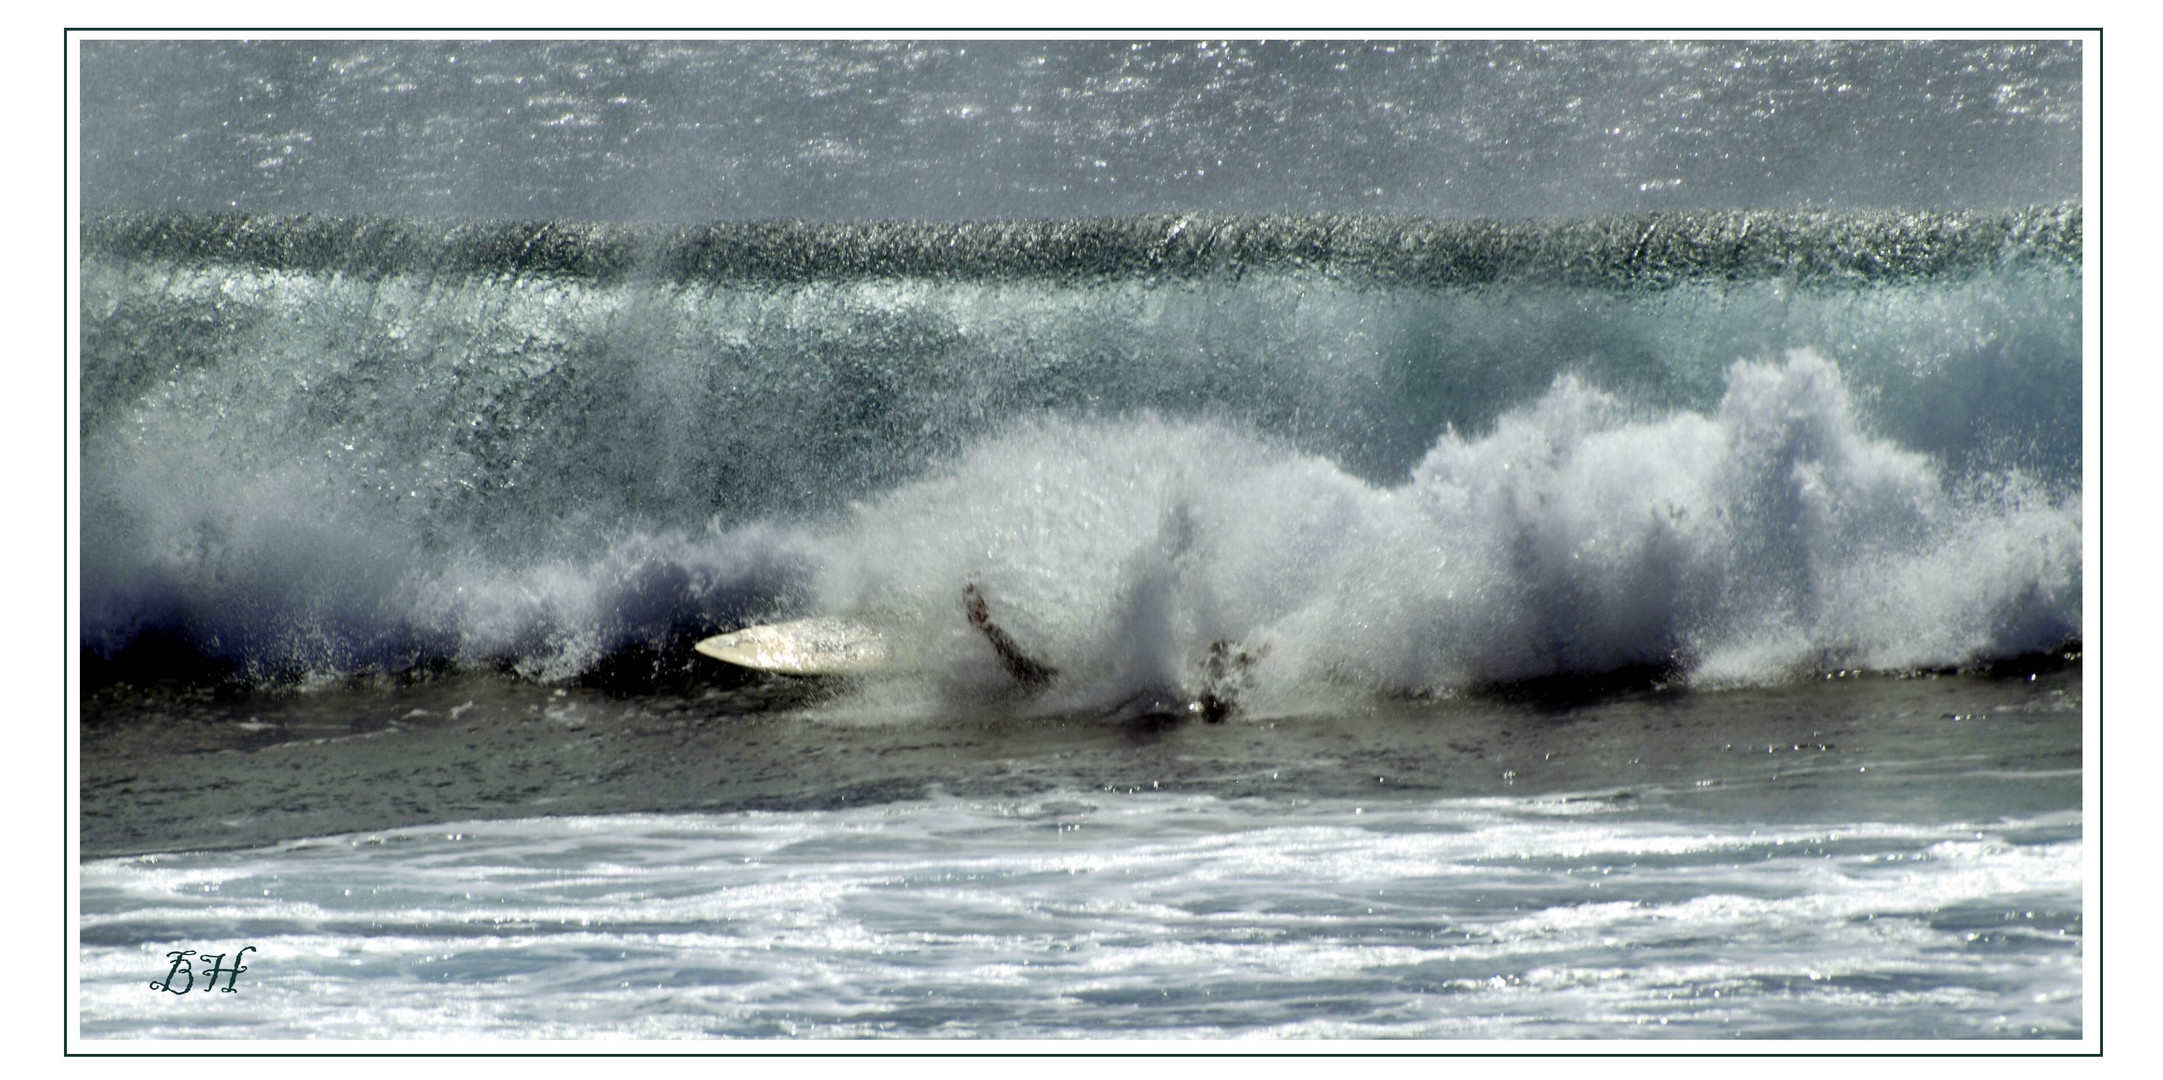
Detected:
left=80, top=217, right=2080, bottom=692
left=82, top=344, right=2079, bottom=694
left=807, top=351, right=2078, bottom=710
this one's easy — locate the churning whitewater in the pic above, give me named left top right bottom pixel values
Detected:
left=801, top=351, right=2077, bottom=713
left=89, top=340, right=2077, bottom=702
left=79, top=203, right=2082, bottom=698
left=79, top=794, right=2082, bottom=1039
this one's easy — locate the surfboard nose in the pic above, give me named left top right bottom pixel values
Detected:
left=692, top=627, right=757, bottom=662
left=694, top=618, right=896, bottom=676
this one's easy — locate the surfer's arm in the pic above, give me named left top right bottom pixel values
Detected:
left=964, top=583, right=1058, bottom=685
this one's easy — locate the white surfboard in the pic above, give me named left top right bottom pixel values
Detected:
left=693, top=617, right=901, bottom=677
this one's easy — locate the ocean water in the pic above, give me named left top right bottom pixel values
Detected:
left=75, top=38, right=2088, bottom=1044
left=82, top=785, right=2080, bottom=1040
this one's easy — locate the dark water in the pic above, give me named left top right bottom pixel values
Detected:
left=83, top=656, right=2081, bottom=859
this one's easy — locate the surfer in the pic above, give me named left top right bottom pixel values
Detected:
left=963, top=581, right=1058, bottom=686
left=1196, top=638, right=1265, bottom=723
left=696, top=585, right=1262, bottom=721
left=962, top=582, right=1260, bottom=722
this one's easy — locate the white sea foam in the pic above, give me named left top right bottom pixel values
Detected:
left=83, top=307, right=2079, bottom=693
left=806, top=350, right=2078, bottom=706
left=77, top=794, right=2083, bottom=1039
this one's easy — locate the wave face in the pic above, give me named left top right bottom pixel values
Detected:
left=79, top=211, right=2082, bottom=692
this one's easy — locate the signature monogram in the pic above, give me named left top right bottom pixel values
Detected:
left=149, top=946, right=256, bottom=994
